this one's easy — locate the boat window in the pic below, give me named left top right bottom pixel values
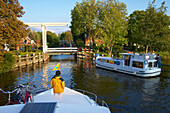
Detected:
left=132, top=61, right=143, bottom=68
left=106, top=60, right=109, bottom=63
left=98, top=58, right=101, bottom=61
left=98, top=58, right=105, bottom=62
left=116, top=61, right=120, bottom=65
left=101, top=59, right=106, bottom=62
left=148, top=62, right=152, bottom=68
left=124, top=55, right=131, bottom=66
left=154, top=61, right=157, bottom=67
left=109, top=60, right=113, bottom=64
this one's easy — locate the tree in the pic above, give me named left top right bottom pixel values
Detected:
left=28, top=30, right=41, bottom=48
left=59, top=30, right=73, bottom=46
left=127, top=10, right=145, bottom=47
left=0, top=0, right=30, bottom=50
left=47, top=31, right=60, bottom=47
left=97, top=0, right=128, bottom=56
left=70, top=0, right=97, bottom=47
left=127, top=0, right=170, bottom=53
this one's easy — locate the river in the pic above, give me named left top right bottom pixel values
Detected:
left=0, top=55, right=169, bottom=113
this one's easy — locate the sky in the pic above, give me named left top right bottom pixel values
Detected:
left=18, top=0, right=170, bottom=34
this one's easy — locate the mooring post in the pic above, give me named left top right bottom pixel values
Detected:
left=18, top=55, right=21, bottom=67
left=91, top=49, right=93, bottom=53
left=26, top=54, right=29, bottom=66
left=32, top=53, right=35, bottom=64
left=38, top=53, right=41, bottom=62
left=83, top=52, right=85, bottom=59
left=43, top=53, right=45, bottom=62
left=93, top=53, right=95, bottom=61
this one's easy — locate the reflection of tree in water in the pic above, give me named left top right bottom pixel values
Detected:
left=70, top=60, right=88, bottom=89
left=0, top=70, right=18, bottom=106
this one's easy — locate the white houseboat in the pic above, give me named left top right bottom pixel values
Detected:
left=95, top=53, right=161, bottom=77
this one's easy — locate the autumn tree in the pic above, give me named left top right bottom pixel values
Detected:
left=0, top=0, right=30, bottom=50
left=97, top=0, right=128, bottom=56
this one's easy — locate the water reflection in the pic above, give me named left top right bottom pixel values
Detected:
left=0, top=55, right=169, bottom=113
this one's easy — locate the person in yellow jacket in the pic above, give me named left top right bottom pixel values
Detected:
left=50, top=70, right=65, bottom=94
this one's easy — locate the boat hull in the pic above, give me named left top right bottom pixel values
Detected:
left=95, top=62, right=161, bottom=77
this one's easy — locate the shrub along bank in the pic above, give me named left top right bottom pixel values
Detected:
left=0, top=52, right=16, bottom=73
left=0, top=51, right=43, bottom=73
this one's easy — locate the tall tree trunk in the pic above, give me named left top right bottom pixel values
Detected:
left=145, top=45, right=149, bottom=53
left=108, top=46, right=113, bottom=57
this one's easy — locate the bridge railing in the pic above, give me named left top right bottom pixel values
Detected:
left=47, top=47, right=78, bottom=53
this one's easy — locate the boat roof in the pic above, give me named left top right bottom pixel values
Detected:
left=0, top=87, right=110, bottom=113
left=120, top=53, right=134, bottom=55
left=97, top=56, right=122, bottom=61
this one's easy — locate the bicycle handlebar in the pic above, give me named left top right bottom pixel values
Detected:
left=0, top=84, right=37, bottom=94
left=0, top=88, right=18, bottom=94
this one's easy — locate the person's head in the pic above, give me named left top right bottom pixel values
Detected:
left=157, top=54, right=160, bottom=56
left=55, top=70, right=61, bottom=76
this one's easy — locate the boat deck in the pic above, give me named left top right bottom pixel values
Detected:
left=0, top=87, right=110, bottom=113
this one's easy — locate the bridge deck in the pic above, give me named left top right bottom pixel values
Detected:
left=47, top=47, right=78, bottom=53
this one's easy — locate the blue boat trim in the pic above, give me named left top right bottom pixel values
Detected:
left=136, top=71, right=161, bottom=74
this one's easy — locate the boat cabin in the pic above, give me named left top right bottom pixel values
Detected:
left=121, top=53, right=157, bottom=69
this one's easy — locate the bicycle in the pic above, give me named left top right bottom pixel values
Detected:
left=0, top=84, right=36, bottom=105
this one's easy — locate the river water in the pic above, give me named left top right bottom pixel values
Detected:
left=0, top=55, right=169, bottom=113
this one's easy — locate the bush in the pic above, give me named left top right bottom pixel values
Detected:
left=24, top=45, right=32, bottom=52
left=155, top=51, right=169, bottom=59
left=0, top=52, right=16, bottom=73
left=91, top=46, right=99, bottom=53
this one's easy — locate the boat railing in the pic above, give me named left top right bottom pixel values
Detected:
left=100, top=100, right=110, bottom=108
left=74, top=89, right=109, bottom=108
left=74, top=89, right=97, bottom=102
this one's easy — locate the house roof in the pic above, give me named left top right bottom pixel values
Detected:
left=22, top=37, right=37, bottom=45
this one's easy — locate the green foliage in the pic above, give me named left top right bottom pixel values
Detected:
left=97, top=0, right=128, bottom=56
left=70, top=0, right=98, bottom=46
left=91, top=46, right=99, bottom=53
left=0, top=53, right=16, bottom=73
left=76, top=39, right=85, bottom=47
left=127, top=1, right=170, bottom=53
left=23, top=45, right=32, bottom=52
left=59, top=31, right=73, bottom=46
left=155, top=51, right=170, bottom=59
left=71, top=0, right=128, bottom=56
left=47, top=31, right=60, bottom=47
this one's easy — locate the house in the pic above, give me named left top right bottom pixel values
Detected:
left=16, top=37, right=37, bottom=50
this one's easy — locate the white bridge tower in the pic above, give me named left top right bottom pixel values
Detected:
left=25, top=23, right=68, bottom=53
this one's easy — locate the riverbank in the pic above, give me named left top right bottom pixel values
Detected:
left=0, top=51, right=49, bottom=73
left=14, top=53, right=49, bottom=67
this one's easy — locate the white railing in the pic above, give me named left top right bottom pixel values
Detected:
left=47, top=47, right=78, bottom=53
left=74, top=89, right=109, bottom=109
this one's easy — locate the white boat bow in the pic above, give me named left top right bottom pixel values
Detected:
left=0, top=87, right=111, bottom=113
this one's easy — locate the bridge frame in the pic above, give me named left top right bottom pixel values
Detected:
left=25, top=23, right=68, bottom=53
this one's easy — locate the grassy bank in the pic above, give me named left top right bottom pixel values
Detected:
left=0, top=51, right=43, bottom=73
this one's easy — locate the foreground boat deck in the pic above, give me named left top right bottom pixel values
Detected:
left=0, top=87, right=110, bottom=113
